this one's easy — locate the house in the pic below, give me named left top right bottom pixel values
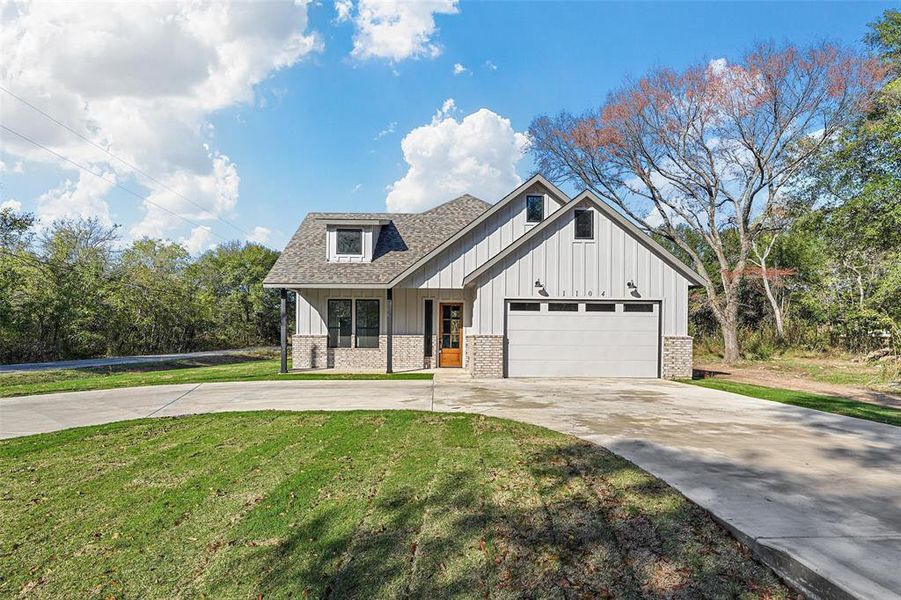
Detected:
left=263, top=175, right=702, bottom=378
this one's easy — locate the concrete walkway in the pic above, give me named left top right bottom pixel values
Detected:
left=0, top=348, right=276, bottom=373
left=1, top=376, right=899, bottom=600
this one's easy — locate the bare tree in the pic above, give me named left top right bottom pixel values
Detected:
left=530, top=42, right=884, bottom=362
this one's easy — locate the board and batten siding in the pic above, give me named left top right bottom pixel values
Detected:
left=469, top=202, right=691, bottom=337
left=399, top=183, right=566, bottom=290
left=295, top=287, right=465, bottom=336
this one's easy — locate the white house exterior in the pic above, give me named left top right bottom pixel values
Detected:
left=264, top=175, right=701, bottom=378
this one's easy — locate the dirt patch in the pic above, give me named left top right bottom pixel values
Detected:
left=694, top=362, right=901, bottom=409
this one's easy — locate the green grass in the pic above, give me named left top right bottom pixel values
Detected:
left=0, top=411, right=792, bottom=599
left=0, top=359, right=432, bottom=399
left=687, top=378, right=901, bottom=427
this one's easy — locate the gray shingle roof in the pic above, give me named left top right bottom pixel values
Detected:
left=264, top=194, right=492, bottom=286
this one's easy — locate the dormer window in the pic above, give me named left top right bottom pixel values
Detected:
left=526, top=195, right=544, bottom=223
left=335, top=228, right=363, bottom=256
left=574, top=209, right=594, bottom=240
left=322, top=217, right=389, bottom=262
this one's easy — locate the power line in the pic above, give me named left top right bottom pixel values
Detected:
left=0, top=84, right=252, bottom=238
left=0, top=123, right=231, bottom=243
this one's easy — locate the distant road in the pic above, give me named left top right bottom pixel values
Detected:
left=0, top=348, right=276, bottom=373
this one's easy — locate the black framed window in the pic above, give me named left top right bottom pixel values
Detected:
left=574, top=209, right=593, bottom=239
left=336, top=229, right=362, bottom=255
left=510, top=302, right=540, bottom=311
left=355, top=299, right=380, bottom=348
left=548, top=303, right=578, bottom=312
left=327, top=299, right=352, bottom=348
left=585, top=303, right=616, bottom=312
left=526, top=195, right=544, bottom=223
left=423, top=299, right=433, bottom=357
left=623, top=303, right=654, bottom=312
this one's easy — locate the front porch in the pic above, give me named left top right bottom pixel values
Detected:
left=278, top=287, right=481, bottom=376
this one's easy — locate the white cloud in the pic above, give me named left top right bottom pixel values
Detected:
left=453, top=63, right=467, bottom=76
left=708, top=57, right=728, bottom=76
left=0, top=159, right=24, bottom=173
left=0, top=1, right=321, bottom=239
left=351, top=183, right=363, bottom=194
left=374, top=121, right=397, bottom=140
left=130, top=152, right=240, bottom=240
left=181, top=225, right=216, bottom=255
left=350, top=0, right=459, bottom=62
left=248, top=225, right=271, bottom=244
left=386, top=101, right=529, bottom=212
left=334, top=0, right=353, bottom=22
left=1, top=199, right=23, bottom=212
left=484, top=60, right=497, bottom=71
left=436, top=98, right=456, bottom=119
left=36, top=171, right=116, bottom=225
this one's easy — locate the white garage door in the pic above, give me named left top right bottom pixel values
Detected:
left=505, top=300, right=659, bottom=378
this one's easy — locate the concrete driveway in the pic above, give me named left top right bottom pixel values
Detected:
left=1, top=375, right=899, bottom=600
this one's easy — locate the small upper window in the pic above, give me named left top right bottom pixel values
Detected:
left=585, top=303, right=616, bottom=312
left=548, top=303, right=578, bottom=312
left=623, top=303, right=654, bottom=313
left=526, top=195, right=544, bottom=223
left=574, top=209, right=593, bottom=240
left=336, top=229, right=362, bottom=255
left=510, top=302, right=540, bottom=312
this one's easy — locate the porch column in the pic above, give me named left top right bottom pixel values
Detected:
left=279, top=288, right=288, bottom=374
left=386, top=287, right=393, bottom=374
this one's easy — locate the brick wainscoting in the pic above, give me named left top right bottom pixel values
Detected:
left=661, top=335, right=693, bottom=379
left=292, top=335, right=327, bottom=369
left=466, top=335, right=504, bottom=378
left=291, top=334, right=427, bottom=371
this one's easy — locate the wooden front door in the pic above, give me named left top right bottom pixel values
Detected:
left=439, top=303, right=463, bottom=367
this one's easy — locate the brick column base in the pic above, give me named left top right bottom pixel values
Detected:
left=292, top=335, right=328, bottom=369
left=661, top=336, right=693, bottom=379
left=466, top=335, right=504, bottom=378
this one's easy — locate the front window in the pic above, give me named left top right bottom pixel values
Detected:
left=336, top=228, right=362, bottom=255
left=355, top=299, right=380, bottom=348
left=574, top=209, right=593, bottom=239
left=526, top=195, right=544, bottom=223
left=327, top=299, right=352, bottom=348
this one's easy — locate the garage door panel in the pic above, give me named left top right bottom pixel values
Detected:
left=507, top=358, right=657, bottom=378
left=508, top=343, right=658, bottom=362
left=507, top=315, right=657, bottom=333
left=505, top=300, right=659, bottom=378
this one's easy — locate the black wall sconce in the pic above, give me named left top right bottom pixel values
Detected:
left=627, top=280, right=641, bottom=298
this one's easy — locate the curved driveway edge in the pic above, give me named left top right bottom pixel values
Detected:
left=2, top=376, right=900, bottom=600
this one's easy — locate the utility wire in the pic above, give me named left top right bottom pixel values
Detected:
left=0, top=124, right=231, bottom=243
left=0, top=84, right=252, bottom=238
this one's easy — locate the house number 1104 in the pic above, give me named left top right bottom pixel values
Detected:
left=559, top=290, right=606, bottom=297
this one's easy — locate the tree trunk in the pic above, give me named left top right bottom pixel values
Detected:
left=721, top=284, right=742, bottom=364
left=707, top=283, right=742, bottom=364
left=760, top=272, right=785, bottom=339
left=752, top=238, right=785, bottom=339
left=722, top=321, right=740, bottom=364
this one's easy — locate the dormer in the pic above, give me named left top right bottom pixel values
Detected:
left=320, top=217, right=390, bottom=263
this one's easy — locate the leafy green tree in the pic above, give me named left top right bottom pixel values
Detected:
left=106, top=239, right=200, bottom=354
left=189, top=242, right=283, bottom=348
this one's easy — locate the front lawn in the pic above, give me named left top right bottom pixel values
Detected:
left=0, top=359, right=432, bottom=399
left=0, top=411, right=793, bottom=598
left=687, top=378, right=901, bottom=428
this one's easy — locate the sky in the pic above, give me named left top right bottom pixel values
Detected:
left=0, top=0, right=893, bottom=253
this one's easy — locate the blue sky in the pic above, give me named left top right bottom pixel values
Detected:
left=0, top=1, right=892, bottom=252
